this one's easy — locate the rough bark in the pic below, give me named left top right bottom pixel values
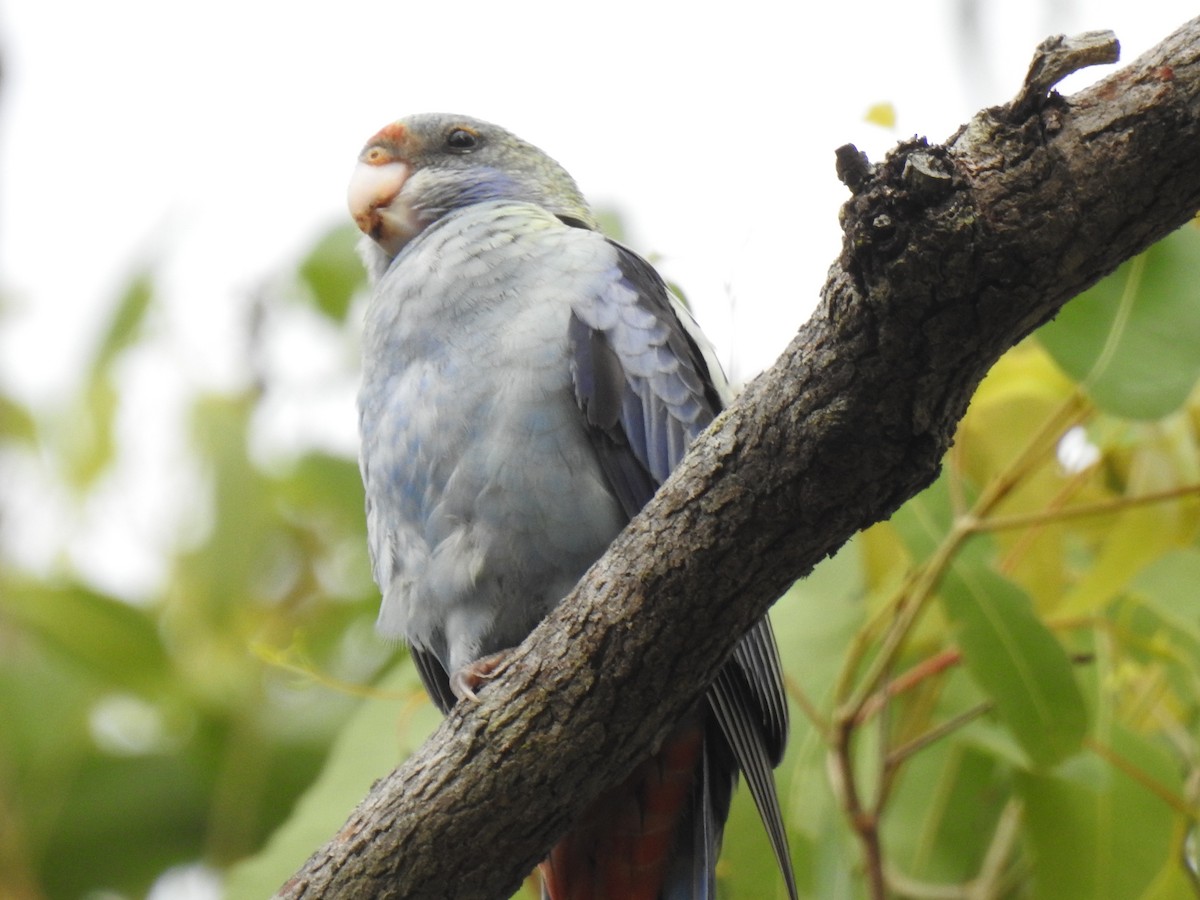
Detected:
left=278, top=19, right=1200, bottom=900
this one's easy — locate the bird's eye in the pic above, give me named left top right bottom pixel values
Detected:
left=445, top=128, right=480, bottom=152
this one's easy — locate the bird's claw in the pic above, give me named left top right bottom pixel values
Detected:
left=450, top=650, right=511, bottom=703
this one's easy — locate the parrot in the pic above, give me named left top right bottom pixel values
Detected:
left=349, top=113, right=796, bottom=900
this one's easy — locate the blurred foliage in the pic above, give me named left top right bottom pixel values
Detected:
left=0, top=223, right=400, bottom=900
left=2, top=215, right=1199, bottom=900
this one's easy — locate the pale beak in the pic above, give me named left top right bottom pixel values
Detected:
left=348, top=159, right=419, bottom=255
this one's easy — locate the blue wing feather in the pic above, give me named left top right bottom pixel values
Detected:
left=568, top=239, right=796, bottom=899
left=411, top=644, right=457, bottom=714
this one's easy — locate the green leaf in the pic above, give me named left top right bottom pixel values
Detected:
left=93, top=269, right=155, bottom=374
left=297, top=224, right=366, bottom=322
left=864, top=101, right=897, bottom=129
left=0, top=581, right=170, bottom=692
left=1059, top=487, right=1184, bottom=618
left=1016, top=724, right=1183, bottom=900
left=1038, top=226, right=1200, bottom=419
left=890, top=470, right=955, bottom=563
left=0, top=393, right=37, bottom=442
left=940, top=553, right=1087, bottom=767
left=885, top=740, right=1007, bottom=883
left=60, top=376, right=118, bottom=486
left=180, top=393, right=277, bottom=608
left=56, top=269, right=157, bottom=486
left=0, top=629, right=204, bottom=899
left=272, top=452, right=366, bottom=536
left=1121, top=548, right=1200, bottom=696
left=39, top=753, right=212, bottom=898
left=224, top=661, right=439, bottom=899
left=1128, top=547, right=1200, bottom=646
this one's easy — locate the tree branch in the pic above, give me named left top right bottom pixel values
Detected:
left=278, top=17, right=1200, bottom=899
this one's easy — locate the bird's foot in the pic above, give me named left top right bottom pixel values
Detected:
left=450, top=650, right=511, bottom=703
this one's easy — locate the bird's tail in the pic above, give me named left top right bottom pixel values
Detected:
left=539, top=709, right=726, bottom=900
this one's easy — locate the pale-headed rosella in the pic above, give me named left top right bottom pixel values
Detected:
left=349, top=113, right=796, bottom=900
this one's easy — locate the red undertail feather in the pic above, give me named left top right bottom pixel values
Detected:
left=539, top=716, right=706, bottom=900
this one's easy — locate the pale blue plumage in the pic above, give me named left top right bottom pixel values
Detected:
left=361, top=201, right=627, bottom=674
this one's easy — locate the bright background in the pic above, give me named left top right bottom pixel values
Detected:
left=3, top=0, right=1191, bottom=392
left=1, top=4, right=1198, bottom=899
left=0, top=0, right=1192, bottom=588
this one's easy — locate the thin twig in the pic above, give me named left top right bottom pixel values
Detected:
left=966, top=799, right=1024, bottom=900
left=971, top=483, right=1200, bottom=533
left=830, top=718, right=888, bottom=900
left=1085, top=736, right=1199, bottom=820
left=886, top=702, right=994, bottom=769
left=856, top=648, right=964, bottom=726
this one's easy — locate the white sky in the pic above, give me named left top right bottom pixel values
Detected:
left=0, top=1, right=1194, bottom=590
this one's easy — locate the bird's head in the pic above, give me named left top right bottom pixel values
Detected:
left=348, top=113, right=597, bottom=263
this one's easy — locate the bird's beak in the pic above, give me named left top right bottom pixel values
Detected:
left=348, top=156, right=418, bottom=256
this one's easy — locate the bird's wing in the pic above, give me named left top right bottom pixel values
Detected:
left=411, top=644, right=457, bottom=714
left=569, top=244, right=724, bottom=515
left=711, top=618, right=798, bottom=898
left=568, top=238, right=795, bottom=897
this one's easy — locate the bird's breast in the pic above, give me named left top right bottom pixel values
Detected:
left=358, top=203, right=625, bottom=669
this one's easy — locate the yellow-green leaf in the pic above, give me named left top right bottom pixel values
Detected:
left=864, top=101, right=896, bottom=129
left=940, top=555, right=1087, bottom=767
left=297, top=224, right=366, bottom=322
left=1016, top=725, right=1183, bottom=900
left=1038, top=226, right=1200, bottom=419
